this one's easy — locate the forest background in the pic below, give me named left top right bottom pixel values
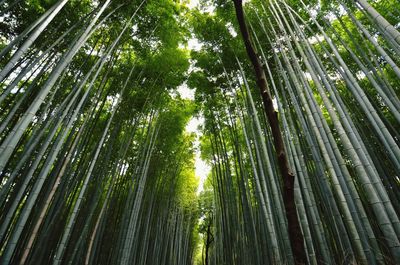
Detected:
left=0, top=0, right=399, bottom=264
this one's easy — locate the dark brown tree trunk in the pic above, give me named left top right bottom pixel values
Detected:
left=205, top=221, right=213, bottom=265
left=232, top=1, right=307, bottom=264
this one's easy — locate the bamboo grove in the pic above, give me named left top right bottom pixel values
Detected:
left=0, top=1, right=198, bottom=264
left=0, top=0, right=399, bottom=265
left=190, top=0, right=400, bottom=264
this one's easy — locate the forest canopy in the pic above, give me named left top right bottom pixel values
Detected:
left=0, top=0, right=399, bottom=264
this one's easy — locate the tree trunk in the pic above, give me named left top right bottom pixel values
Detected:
left=205, top=221, right=212, bottom=265
left=232, top=1, right=306, bottom=264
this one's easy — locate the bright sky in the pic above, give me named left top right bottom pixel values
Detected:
left=177, top=83, right=195, bottom=100
left=188, top=38, right=203, bottom=51
left=186, top=0, right=216, bottom=14
left=178, top=84, right=211, bottom=194
left=185, top=115, right=211, bottom=193
left=177, top=0, right=211, bottom=194
left=187, top=0, right=199, bottom=9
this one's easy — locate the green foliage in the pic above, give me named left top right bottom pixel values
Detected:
left=1, top=0, right=400, bottom=264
